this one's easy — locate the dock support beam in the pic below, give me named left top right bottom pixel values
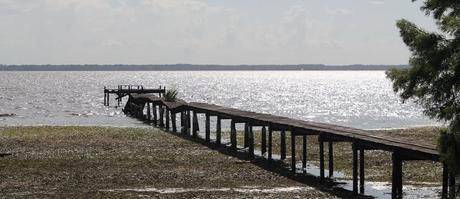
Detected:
left=329, top=141, right=334, bottom=177
left=192, top=111, right=198, bottom=138
left=268, top=126, right=273, bottom=160
left=360, top=149, right=365, bottom=194
left=165, top=109, right=170, bottom=130
left=442, top=164, right=448, bottom=199
left=153, top=105, right=158, bottom=126
left=291, top=133, right=296, bottom=173
left=248, top=124, right=254, bottom=158
left=353, top=142, right=358, bottom=195
left=261, top=126, right=267, bottom=156
left=180, top=111, right=185, bottom=134
left=205, top=114, right=210, bottom=142
left=244, top=123, right=249, bottom=148
left=187, top=110, right=191, bottom=136
left=230, top=120, right=237, bottom=150
left=392, top=151, right=403, bottom=199
left=216, top=116, right=221, bottom=144
left=319, top=137, right=324, bottom=180
left=280, top=130, right=286, bottom=160
left=302, top=135, right=307, bottom=172
left=159, top=105, right=164, bottom=127
left=171, top=112, right=177, bottom=132
left=147, top=103, right=151, bottom=121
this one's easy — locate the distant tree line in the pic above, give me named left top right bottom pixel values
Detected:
left=0, top=64, right=408, bottom=71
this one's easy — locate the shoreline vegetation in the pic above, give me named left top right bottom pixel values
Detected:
left=0, top=126, right=442, bottom=198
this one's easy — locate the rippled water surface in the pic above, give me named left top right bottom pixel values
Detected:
left=0, top=71, right=438, bottom=129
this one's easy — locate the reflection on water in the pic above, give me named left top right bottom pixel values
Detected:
left=0, top=71, right=437, bottom=129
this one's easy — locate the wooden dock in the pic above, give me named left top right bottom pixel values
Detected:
left=104, top=85, right=456, bottom=199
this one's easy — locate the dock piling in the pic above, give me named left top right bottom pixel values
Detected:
left=319, top=137, right=324, bottom=180
left=302, top=135, right=307, bottom=172
left=230, top=120, right=237, bottom=150
left=360, top=148, right=365, bottom=194
left=329, top=141, right=334, bottom=177
left=268, top=126, right=273, bottom=160
left=261, top=126, right=267, bottom=156
left=205, top=114, right=210, bottom=142
left=353, top=142, right=358, bottom=195
left=216, top=116, right=222, bottom=144
left=281, top=130, right=286, bottom=160
left=291, top=133, right=296, bottom=173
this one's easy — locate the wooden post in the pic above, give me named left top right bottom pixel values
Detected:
left=442, top=164, right=448, bottom=199
left=172, top=112, right=177, bottom=132
left=261, top=126, right=267, bottom=156
left=153, top=105, right=158, bottom=126
left=104, top=90, right=107, bottom=106
left=244, top=123, right=249, bottom=148
left=159, top=105, right=164, bottom=127
left=329, top=141, right=334, bottom=177
left=205, top=114, right=210, bottom=142
left=192, top=111, right=198, bottom=138
left=187, top=110, right=191, bottom=135
left=268, top=126, right=273, bottom=160
left=107, top=92, right=109, bottom=106
left=353, top=142, right=358, bottom=195
left=180, top=111, right=185, bottom=134
left=216, top=116, right=221, bottom=144
left=302, top=135, right=307, bottom=172
left=248, top=124, right=254, bottom=158
left=319, top=136, right=324, bottom=180
left=392, top=151, right=403, bottom=199
left=165, top=108, right=170, bottom=130
left=280, top=130, right=286, bottom=160
left=147, top=103, right=151, bottom=121
left=359, top=149, right=365, bottom=194
left=230, top=120, right=237, bottom=150
left=291, top=133, right=296, bottom=173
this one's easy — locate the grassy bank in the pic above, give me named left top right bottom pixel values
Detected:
left=0, top=126, right=442, bottom=198
left=0, top=126, right=336, bottom=198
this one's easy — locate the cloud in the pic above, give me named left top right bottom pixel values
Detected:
left=370, top=1, right=384, bottom=5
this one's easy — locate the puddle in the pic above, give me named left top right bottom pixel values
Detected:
left=104, top=186, right=314, bottom=194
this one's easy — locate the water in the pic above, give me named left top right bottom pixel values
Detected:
left=0, top=71, right=437, bottom=129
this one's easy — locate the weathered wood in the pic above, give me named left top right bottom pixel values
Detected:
left=180, top=111, right=185, bottom=134
left=392, top=151, right=403, bottom=199
left=291, top=134, right=296, bottom=173
left=319, top=137, right=324, bottom=180
left=248, top=124, right=254, bottom=158
left=159, top=105, right=164, bottom=127
left=244, top=123, right=249, bottom=148
left=329, top=141, right=334, bottom=177
left=192, top=111, right=198, bottom=138
left=360, top=148, right=365, bottom=194
left=230, top=120, right=237, bottom=150
left=442, top=164, right=448, bottom=199
left=281, top=130, right=286, bottom=160
left=172, top=112, right=177, bottom=132
left=268, top=126, right=273, bottom=160
left=261, top=126, right=267, bottom=156
left=147, top=103, right=151, bottom=120
left=353, top=142, right=358, bottom=195
left=216, top=116, right=222, bottom=144
left=205, top=114, right=211, bottom=142
left=187, top=110, right=191, bottom=135
left=153, top=105, right=158, bottom=126
left=165, top=108, right=170, bottom=130
left=302, top=135, right=307, bottom=172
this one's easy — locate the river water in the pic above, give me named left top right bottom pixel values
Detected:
left=0, top=71, right=438, bottom=129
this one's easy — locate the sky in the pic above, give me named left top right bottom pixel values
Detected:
left=0, top=0, right=437, bottom=65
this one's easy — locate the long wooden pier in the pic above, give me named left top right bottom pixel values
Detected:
left=104, top=85, right=457, bottom=199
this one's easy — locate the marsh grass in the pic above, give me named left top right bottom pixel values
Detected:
left=0, top=126, right=334, bottom=198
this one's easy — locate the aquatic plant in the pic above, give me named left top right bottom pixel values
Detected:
left=164, top=88, right=179, bottom=102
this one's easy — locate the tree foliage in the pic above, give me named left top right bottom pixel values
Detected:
left=386, top=0, right=459, bottom=196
